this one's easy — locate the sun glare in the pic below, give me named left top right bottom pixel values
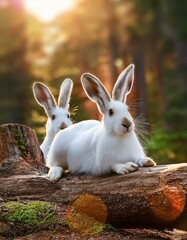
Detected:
left=25, top=0, right=74, bottom=22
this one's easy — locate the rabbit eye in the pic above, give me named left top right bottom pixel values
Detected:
left=109, top=109, right=114, bottom=116
left=51, top=114, right=56, bottom=120
left=67, top=113, right=70, bottom=118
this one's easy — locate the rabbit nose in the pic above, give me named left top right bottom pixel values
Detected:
left=122, top=118, right=132, bottom=129
left=60, top=122, right=68, bottom=130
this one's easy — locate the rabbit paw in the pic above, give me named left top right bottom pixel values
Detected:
left=47, top=166, right=64, bottom=181
left=138, top=157, right=156, bottom=167
left=112, top=162, right=138, bottom=174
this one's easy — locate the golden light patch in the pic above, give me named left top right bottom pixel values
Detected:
left=66, top=194, right=107, bottom=236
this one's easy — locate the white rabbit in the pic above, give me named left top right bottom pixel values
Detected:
left=33, top=79, right=73, bottom=160
left=47, top=64, right=156, bottom=181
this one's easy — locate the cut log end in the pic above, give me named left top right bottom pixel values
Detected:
left=148, top=183, right=186, bottom=223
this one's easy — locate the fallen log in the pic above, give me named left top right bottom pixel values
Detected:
left=0, top=165, right=187, bottom=227
left=0, top=124, right=187, bottom=231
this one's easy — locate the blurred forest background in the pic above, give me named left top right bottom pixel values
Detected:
left=0, top=0, right=186, bottom=164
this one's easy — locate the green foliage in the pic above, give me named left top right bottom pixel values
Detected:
left=164, top=68, right=187, bottom=131
left=164, top=0, right=187, bottom=40
left=146, top=130, right=187, bottom=164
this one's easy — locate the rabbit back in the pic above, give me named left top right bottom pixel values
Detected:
left=46, top=120, right=100, bottom=170
left=47, top=118, right=146, bottom=175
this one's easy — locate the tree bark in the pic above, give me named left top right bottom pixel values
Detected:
left=0, top=124, right=187, bottom=230
left=0, top=123, right=46, bottom=176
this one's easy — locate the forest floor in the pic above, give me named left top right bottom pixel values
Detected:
left=1, top=226, right=187, bottom=240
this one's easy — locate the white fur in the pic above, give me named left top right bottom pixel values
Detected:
left=33, top=79, right=73, bottom=160
left=46, top=64, right=156, bottom=181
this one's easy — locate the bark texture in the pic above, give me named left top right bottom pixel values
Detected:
left=0, top=123, right=47, bottom=176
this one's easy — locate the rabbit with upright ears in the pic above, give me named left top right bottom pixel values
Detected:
left=47, top=64, right=156, bottom=181
left=33, top=79, right=73, bottom=160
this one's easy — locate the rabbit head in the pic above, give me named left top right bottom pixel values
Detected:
left=81, top=64, right=135, bottom=135
left=33, top=79, right=73, bottom=137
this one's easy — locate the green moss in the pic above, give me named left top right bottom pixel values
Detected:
left=1, top=201, right=56, bottom=229
left=12, top=126, right=27, bottom=156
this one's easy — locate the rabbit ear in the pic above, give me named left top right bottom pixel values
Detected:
left=112, top=64, right=135, bottom=103
left=58, top=79, right=73, bottom=109
left=81, top=73, right=111, bottom=114
left=33, top=82, right=57, bottom=117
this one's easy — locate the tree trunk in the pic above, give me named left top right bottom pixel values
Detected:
left=133, top=42, right=149, bottom=124
left=0, top=124, right=187, bottom=239
left=0, top=123, right=46, bottom=176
